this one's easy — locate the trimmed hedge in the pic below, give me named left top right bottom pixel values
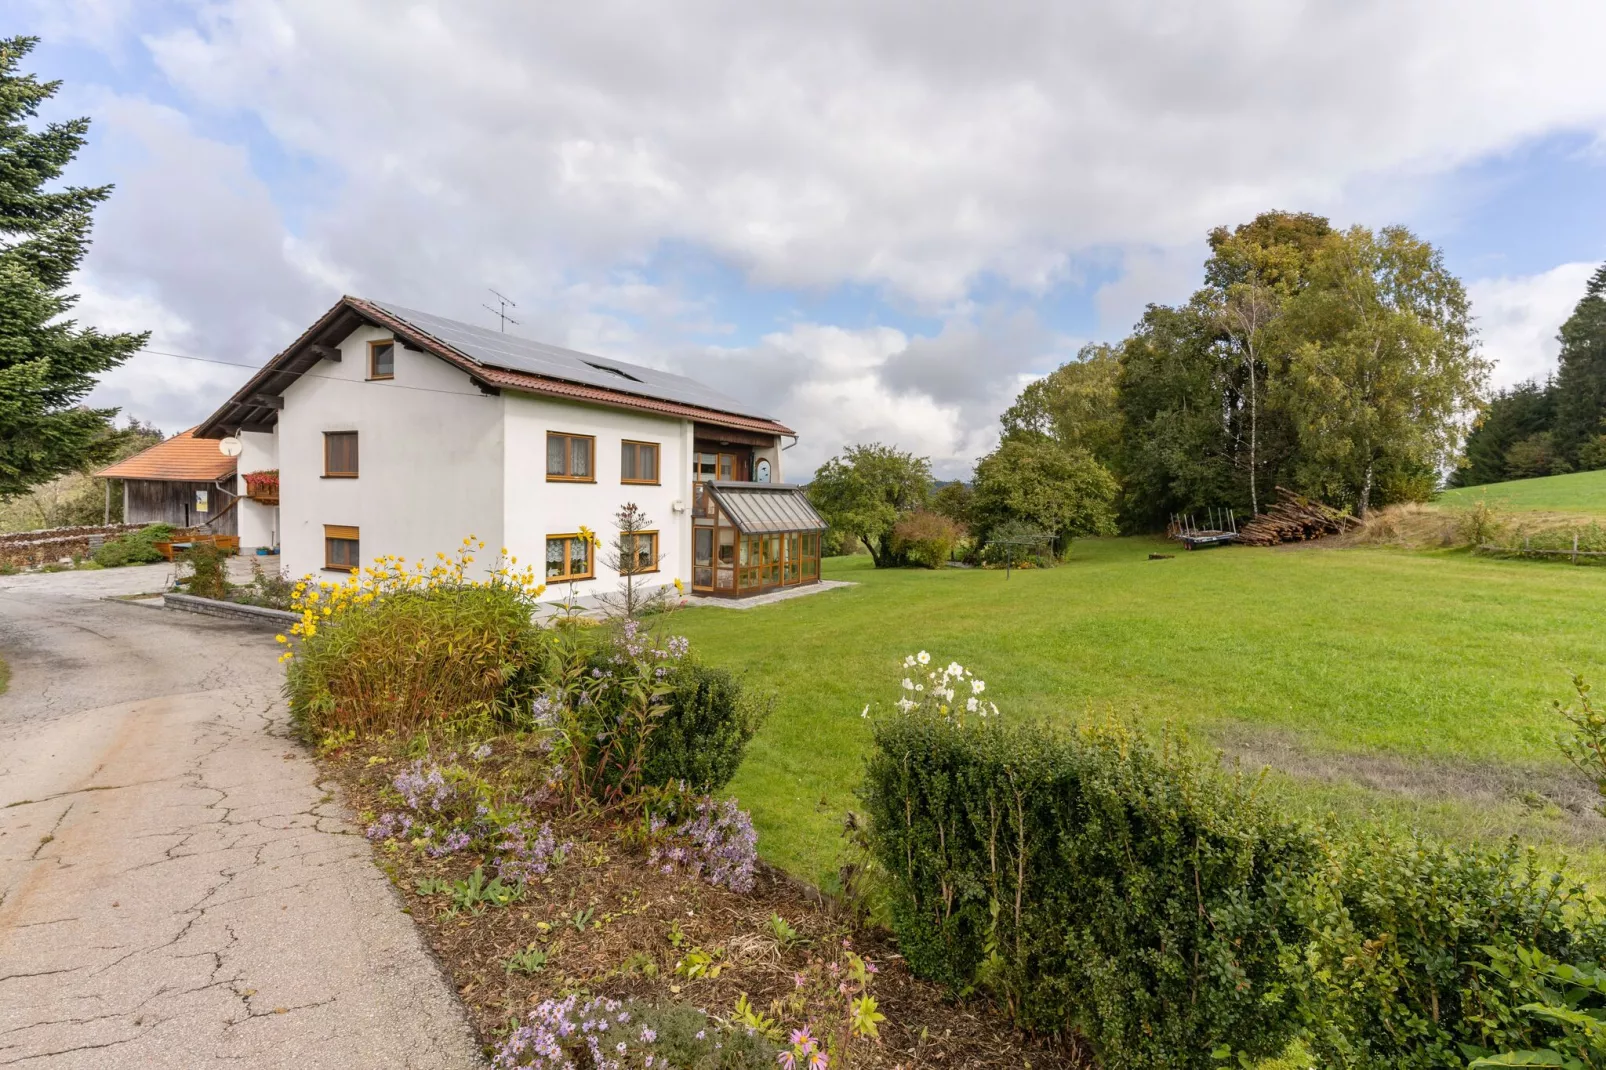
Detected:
left=861, top=712, right=1313, bottom=1069
left=862, top=709, right=1606, bottom=1069
left=1293, top=833, right=1606, bottom=1069
left=642, top=661, right=770, bottom=793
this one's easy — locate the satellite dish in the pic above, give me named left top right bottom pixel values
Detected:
left=218, top=436, right=244, bottom=458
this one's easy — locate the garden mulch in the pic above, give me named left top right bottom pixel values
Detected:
left=323, top=743, right=1090, bottom=1069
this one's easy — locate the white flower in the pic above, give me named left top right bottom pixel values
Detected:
left=915, top=683, right=924, bottom=692
left=916, top=651, right=930, bottom=665
left=943, top=688, right=956, bottom=702
left=903, top=655, right=917, bottom=668
left=861, top=704, right=870, bottom=719
left=966, top=697, right=979, bottom=713
left=990, top=702, right=999, bottom=716
left=971, top=679, right=986, bottom=695
left=901, top=678, right=914, bottom=691
left=897, top=698, right=915, bottom=712
left=946, top=662, right=964, bottom=678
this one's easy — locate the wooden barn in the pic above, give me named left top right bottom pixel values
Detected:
left=96, top=429, right=239, bottom=534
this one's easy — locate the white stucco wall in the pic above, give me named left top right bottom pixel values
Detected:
left=235, top=430, right=278, bottom=553
left=502, top=394, right=692, bottom=600
left=276, top=325, right=504, bottom=580
left=753, top=441, right=783, bottom=483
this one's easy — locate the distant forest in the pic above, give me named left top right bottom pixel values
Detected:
left=1453, top=263, right=1606, bottom=487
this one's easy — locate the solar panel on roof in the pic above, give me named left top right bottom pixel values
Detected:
left=368, top=300, right=774, bottom=421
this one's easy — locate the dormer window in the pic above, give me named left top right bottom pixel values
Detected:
left=369, top=340, right=395, bottom=380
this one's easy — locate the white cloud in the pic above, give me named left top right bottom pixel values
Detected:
left=131, top=0, right=1606, bottom=304
left=1468, top=262, right=1597, bottom=390
left=17, top=0, right=1606, bottom=466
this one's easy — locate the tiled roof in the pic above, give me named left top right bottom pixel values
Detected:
left=95, top=430, right=237, bottom=482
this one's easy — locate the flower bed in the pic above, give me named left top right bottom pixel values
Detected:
left=323, top=736, right=1084, bottom=1069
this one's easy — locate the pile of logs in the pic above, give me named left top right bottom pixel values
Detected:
left=1237, top=487, right=1359, bottom=546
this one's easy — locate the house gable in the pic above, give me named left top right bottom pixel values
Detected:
left=195, top=296, right=793, bottom=441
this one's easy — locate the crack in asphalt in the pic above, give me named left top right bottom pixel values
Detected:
left=0, top=584, right=484, bottom=1068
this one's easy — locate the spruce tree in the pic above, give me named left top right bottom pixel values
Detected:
left=0, top=36, right=145, bottom=499
left=1552, top=262, right=1606, bottom=467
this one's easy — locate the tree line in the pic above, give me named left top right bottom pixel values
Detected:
left=811, top=211, right=1519, bottom=561
left=1453, top=263, right=1606, bottom=486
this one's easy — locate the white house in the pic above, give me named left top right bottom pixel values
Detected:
left=195, top=297, right=826, bottom=599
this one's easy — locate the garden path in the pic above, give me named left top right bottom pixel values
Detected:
left=0, top=580, right=483, bottom=1068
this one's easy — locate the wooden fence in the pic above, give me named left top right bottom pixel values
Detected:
left=1478, top=534, right=1606, bottom=564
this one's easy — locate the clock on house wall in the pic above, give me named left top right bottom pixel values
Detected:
left=754, top=458, right=771, bottom=483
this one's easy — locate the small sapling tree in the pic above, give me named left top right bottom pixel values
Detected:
left=598, top=503, right=676, bottom=618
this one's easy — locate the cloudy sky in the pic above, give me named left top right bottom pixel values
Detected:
left=16, top=1, right=1606, bottom=477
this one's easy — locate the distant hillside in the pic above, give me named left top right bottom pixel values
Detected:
left=1439, top=468, right=1606, bottom=515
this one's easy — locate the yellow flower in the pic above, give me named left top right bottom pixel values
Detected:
left=673, top=577, right=684, bottom=594
left=275, top=634, right=288, bottom=644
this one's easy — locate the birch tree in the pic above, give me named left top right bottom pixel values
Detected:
left=1280, top=226, right=1486, bottom=516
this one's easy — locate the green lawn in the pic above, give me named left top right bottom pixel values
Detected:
left=675, top=542, right=1606, bottom=884
left=1440, top=467, right=1606, bottom=514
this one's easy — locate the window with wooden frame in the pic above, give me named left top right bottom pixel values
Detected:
left=368, top=339, right=395, bottom=380
left=620, top=440, right=660, bottom=484
left=324, top=431, right=359, bottom=477
left=324, top=525, right=360, bottom=571
left=545, top=533, right=594, bottom=581
left=546, top=432, right=595, bottom=481
left=620, top=530, right=658, bottom=573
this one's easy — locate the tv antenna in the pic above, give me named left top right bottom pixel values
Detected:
left=482, top=288, right=520, bottom=332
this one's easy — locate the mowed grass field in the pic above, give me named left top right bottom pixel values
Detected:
left=675, top=540, right=1606, bottom=884
left=1440, top=467, right=1606, bottom=514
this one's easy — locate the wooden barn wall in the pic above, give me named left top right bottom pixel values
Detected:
left=124, top=480, right=237, bottom=534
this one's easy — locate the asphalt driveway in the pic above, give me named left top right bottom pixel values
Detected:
left=0, top=568, right=483, bottom=1068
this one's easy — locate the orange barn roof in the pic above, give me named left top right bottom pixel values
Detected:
left=96, top=429, right=237, bottom=482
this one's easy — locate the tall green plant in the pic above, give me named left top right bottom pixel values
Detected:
left=860, top=676, right=1311, bottom=1069
left=1556, top=675, right=1606, bottom=816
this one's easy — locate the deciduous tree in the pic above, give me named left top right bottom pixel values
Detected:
left=972, top=438, right=1117, bottom=552
left=999, top=343, right=1122, bottom=465
left=807, top=443, right=931, bottom=568
left=1279, top=226, right=1486, bottom=516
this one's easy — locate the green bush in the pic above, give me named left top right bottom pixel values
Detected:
left=891, top=509, right=963, bottom=568
left=177, top=542, right=229, bottom=600
left=1291, top=832, right=1606, bottom=1069
left=860, top=711, right=1313, bottom=1069
left=92, top=523, right=174, bottom=567
left=641, top=660, right=770, bottom=793
left=286, top=575, right=547, bottom=738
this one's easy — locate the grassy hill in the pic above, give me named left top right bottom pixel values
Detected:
left=677, top=541, right=1606, bottom=885
left=1440, top=467, right=1606, bottom=514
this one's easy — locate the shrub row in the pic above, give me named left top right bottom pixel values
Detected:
left=285, top=561, right=763, bottom=797
left=861, top=709, right=1606, bottom=1070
